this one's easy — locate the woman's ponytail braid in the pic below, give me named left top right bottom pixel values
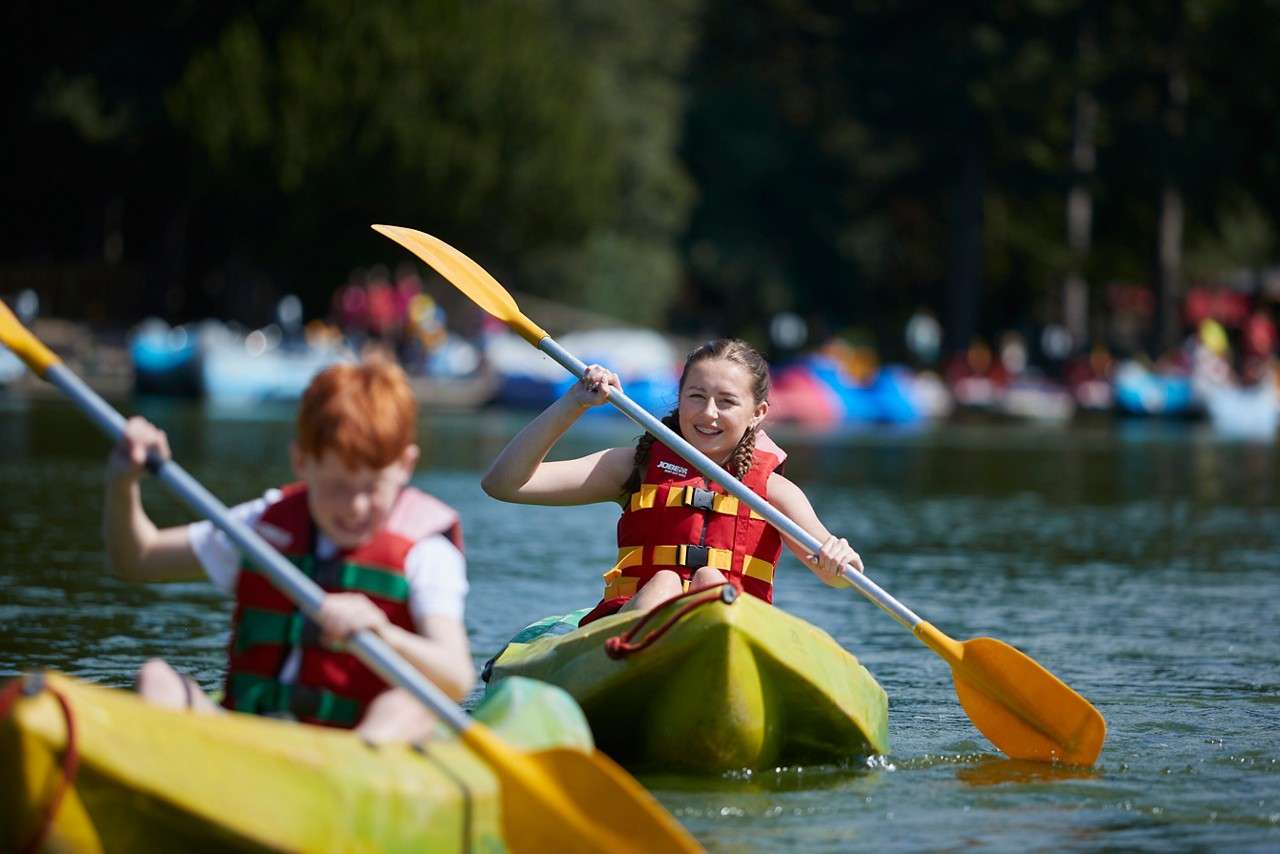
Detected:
left=728, top=423, right=758, bottom=480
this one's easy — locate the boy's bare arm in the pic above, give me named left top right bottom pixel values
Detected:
left=102, top=417, right=205, bottom=582
left=103, top=476, right=205, bottom=581
left=767, top=472, right=861, bottom=587
left=393, top=614, right=476, bottom=702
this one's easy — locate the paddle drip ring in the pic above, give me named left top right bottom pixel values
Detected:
left=0, top=674, right=82, bottom=854
left=604, top=577, right=744, bottom=659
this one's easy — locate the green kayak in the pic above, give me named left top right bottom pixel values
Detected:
left=1, top=671, right=594, bottom=852
left=485, top=587, right=889, bottom=773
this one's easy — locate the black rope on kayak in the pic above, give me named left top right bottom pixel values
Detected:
left=412, top=738, right=472, bottom=854
left=0, top=673, right=82, bottom=854
left=604, top=577, right=742, bottom=659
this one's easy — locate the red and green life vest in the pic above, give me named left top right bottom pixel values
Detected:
left=604, top=432, right=787, bottom=604
left=222, top=483, right=462, bottom=727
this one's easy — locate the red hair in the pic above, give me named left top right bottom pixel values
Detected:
left=296, top=356, right=417, bottom=469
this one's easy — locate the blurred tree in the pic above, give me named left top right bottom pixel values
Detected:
left=1094, top=0, right=1259, bottom=353
left=2, top=2, right=249, bottom=320
left=1063, top=9, right=1099, bottom=349
left=168, top=0, right=697, bottom=324
left=680, top=1, right=1087, bottom=353
left=681, top=0, right=1280, bottom=357
left=169, top=0, right=611, bottom=314
left=9, top=0, right=1280, bottom=348
left=519, top=0, right=700, bottom=324
left=3, top=0, right=697, bottom=325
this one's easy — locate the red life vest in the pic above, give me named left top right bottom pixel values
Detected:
left=603, top=431, right=787, bottom=605
left=222, top=483, right=462, bottom=727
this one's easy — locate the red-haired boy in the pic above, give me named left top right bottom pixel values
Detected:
left=103, top=357, right=473, bottom=742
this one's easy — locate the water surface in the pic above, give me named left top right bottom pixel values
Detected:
left=2, top=398, right=1277, bottom=851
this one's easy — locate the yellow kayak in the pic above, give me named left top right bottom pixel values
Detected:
left=1, top=671, right=593, bottom=852
left=485, top=588, right=889, bottom=773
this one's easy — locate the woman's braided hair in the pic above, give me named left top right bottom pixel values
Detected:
left=623, top=339, right=771, bottom=497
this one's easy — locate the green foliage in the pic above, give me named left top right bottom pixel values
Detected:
left=163, top=0, right=697, bottom=319
left=1186, top=198, right=1278, bottom=280
left=170, top=1, right=615, bottom=241
left=9, top=0, right=1280, bottom=346
left=678, top=0, right=1280, bottom=351
left=521, top=0, right=700, bottom=320
left=37, top=72, right=135, bottom=143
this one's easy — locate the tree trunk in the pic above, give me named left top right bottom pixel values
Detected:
left=1154, top=14, right=1187, bottom=355
left=945, top=130, right=985, bottom=354
left=1064, top=16, right=1098, bottom=349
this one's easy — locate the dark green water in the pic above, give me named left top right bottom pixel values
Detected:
left=3, top=397, right=1279, bottom=851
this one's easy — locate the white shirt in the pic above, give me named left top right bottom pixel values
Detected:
left=188, top=489, right=468, bottom=683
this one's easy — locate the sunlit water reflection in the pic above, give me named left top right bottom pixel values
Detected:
left=2, top=398, right=1277, bottom=850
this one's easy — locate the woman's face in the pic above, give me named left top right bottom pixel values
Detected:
left=677, top=358, right=768, bottom=463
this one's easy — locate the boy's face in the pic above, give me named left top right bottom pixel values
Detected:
left=290, top=444, right=420, bottom=549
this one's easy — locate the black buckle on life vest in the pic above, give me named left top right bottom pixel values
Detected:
left=684, top=487, right=716, bottom=511
left=299, top=616, right=322, bottom=648
left=289, top=684, right=321, bottom=719
left=312, top=556, right=342, bottom=589
left=677, top=544, right=710, bottom=568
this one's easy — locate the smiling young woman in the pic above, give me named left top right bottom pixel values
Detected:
left=481, top=338, right=863, bottom=622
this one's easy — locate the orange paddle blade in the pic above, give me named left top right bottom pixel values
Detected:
left=371, top=225, right=549, bottom=345
left=462, top=727, right=701, bottom=853
left=916, top=623, right=1106, bottom=765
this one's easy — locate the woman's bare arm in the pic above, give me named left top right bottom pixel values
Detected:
left=481, top=365, right=634, bottom=505
left=767, top=472, right=862, bottom=587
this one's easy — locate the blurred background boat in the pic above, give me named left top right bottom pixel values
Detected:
left=1112, top=361, right=1198, bottom=418
left=128, top=318, right=222, bottom=397
left=486, top=327, right=680, bottom=417
left=768, top=354, right=925, bottom=427
left=0, top=347, right=23, bottom=387
left=1201, top=375, right=1279, bottom=438
left=996, top=378, right=1076, bottom=423
left=201, top=326, right=350, bottom=405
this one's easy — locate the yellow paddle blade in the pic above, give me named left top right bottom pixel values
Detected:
left=914, top=622, right=1105, bottom=765
left=0, top=298, right=59, bottom=377
left=462, top=726, right=701, bottom=853
left=371, top=225, right=549, bottom=345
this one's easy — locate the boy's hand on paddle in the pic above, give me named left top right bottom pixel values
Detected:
left=108, top=417, right=171, bottom=482
left=807, top=535, right=861, bottom=587
left=318, top=592, right=390, bottom=647
left=569, top=364, right=621, bottom=408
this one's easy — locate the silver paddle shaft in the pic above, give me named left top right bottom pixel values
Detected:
left=539, top=337, right=923, bottom=631
left=47, top=362, right=473, bottom=732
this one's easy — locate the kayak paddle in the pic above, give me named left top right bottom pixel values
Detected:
left=0, top=299, right=701, bottom=853
left=373, top=223, right=1108, bottom=766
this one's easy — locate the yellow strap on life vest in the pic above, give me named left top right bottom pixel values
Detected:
left=613, top=547, right=644, bottom=571
left=742, top=554, right=776, bottom=584
left=613, top=545, right=735, bottom=572
left=656, top=486, right=740, bottom=516
left=602, top=568, right=640, bottom=599
left=601, top=573, right=691, bottom=599
left=605, top=546, right=776, bottom=598
left=707, top=493, right=739, bottom=515
left=629, top=484, right=659, bottom=512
